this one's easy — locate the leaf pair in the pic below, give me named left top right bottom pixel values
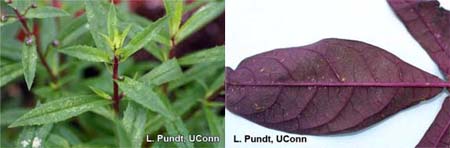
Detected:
left=387, top=0, right=450, bottom=147
left=61, top=1, right=165, bottom=63
left=226, top=0, right=449, bottom=138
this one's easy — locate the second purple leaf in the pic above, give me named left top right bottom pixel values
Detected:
left=417, top=96, right=450, bottom=148
left=388, top=0, right=450, bottom=80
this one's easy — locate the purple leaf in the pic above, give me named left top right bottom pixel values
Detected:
left=417, top=96, right=450, bottom=148
left=388, top=0, right=450, bottom=80
left=225, top=38, right=449, bottom=135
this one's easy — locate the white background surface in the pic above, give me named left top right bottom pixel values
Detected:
left=225, top=0, right=450, bottom=147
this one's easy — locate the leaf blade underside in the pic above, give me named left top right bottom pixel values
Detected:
left=225, top=38, right=447, bottom=135
left=387, top=0, right=450, bottom=80
left=417, top=97, right=450, bottom=147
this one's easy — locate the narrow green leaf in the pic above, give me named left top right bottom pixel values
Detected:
left=146, top=84, right=203, bottom=134
left=39, top=18, right=57, bottom=50
left=163, top=0, right=183, bottom=36
left=0, top=62, right=23, bottom=87
left=89, top=86, right=111, bottom=100
left=57, top=16, right=88, bottom=47
left=117, top=77, right=173, bottom=119
left=107, top=3, right=118, bottom=38
left=44, top=134, right=71, bottom=148
left=99, top=32, right=114, bottom=50
left=119, top=24, right=132, bottom=47
left=203, top=106, right=224, bottom=148
left=33, top=86, right=65, bottom=102
left=122, top=102, right=147, bottom=148
left=169, top=62, right=222, bottom=90
left=115, top=121, right=132, bottom=148
left=22, top=43, right=37, bottom=90
left=205, top=101, right=224, bottom=108
left=9, top=95, right=110, bottom=127
left=178, top=46, right=224, bottom=65
left=120, top=22, right=170, bottom=46
left=16, top=124, right=53, bottom=148
left=91, top=106, right=116, bottom=122
left=118, top=22, right=169, bottom=61
left=164, top=117, right=193, bottom=148
left=175, top=1, right=224, bottom=43
left=25, top=6, right=69, bottom=18
left=139, top=59, right=183, bottom=85
left=16, top=127, right=35, bottom=148
left=119, top=17, right=166, bottom=61
left=39, top=18, right=59, bottom=72
left=53, top=125, right=82, bottom=145
left=206, top=72, right=224, bottom=98
left=59, top=45, right=111, bottom=62
left=84, top=0, right=109, bottom=51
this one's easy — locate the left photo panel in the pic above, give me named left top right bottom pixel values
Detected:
left=0, top=0, right=225, bottom=147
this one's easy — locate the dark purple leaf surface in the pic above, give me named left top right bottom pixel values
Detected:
left=225, top=38, right=449, bottom=135
left=417, top=96, right=450, bottom=148
left=388, top=0, right=450, bottom=80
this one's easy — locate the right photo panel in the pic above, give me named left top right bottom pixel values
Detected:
left=225, top=0, right=450, bottom=147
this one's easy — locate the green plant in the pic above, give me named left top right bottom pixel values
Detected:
left=1, top=0, right=225, bottom=147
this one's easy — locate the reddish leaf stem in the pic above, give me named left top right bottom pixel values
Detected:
left=169, top=37, right=176, bottom=59
left=34, top=21, right=58, bottom=83
left=112, top=56, right=120, bottom=112
left=207, top=85, right=224, bottom=101
left=12, top=8, right=31, bottom=35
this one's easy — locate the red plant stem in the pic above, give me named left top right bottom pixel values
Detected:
left=227, top=82, right=450, bottom=88
left=169, top=37, right=176, bottom=59
left=34, top=22, right=58, bottom=83
left=14, top=8, right=58, bottom=84
left=112, top=56, right=120, bottom=112
left=206, top=85, right=224, bottom=101
left=12, top=8, right=31, bottom=35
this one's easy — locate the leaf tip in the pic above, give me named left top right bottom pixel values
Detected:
left=25, top=78, right=34, bottom=90
left=8, top=121, right=21, bottom=128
